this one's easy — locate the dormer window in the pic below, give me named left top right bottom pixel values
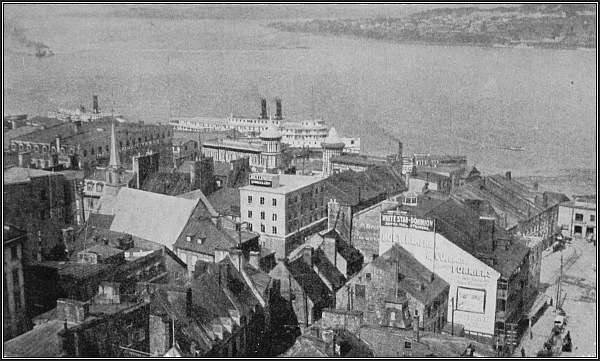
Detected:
left=186, top=236, right=192, bottom=242
left=197, top=237, right=205, bottom=245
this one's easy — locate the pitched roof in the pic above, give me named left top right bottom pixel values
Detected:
left=313, top=248, right=346, bottom=291
left=206, top=187, right=240, bottom=216
left=370, top=245, right=449, bottom=305
left=173, top=218, right=237, bottom=256
left=141, top=172, right=193, bottom=196
left=281, top=336, right=328, bottom=357
left=424, top=198, right=528, bottom=277
left=3, top=320, right=68, bottom=357
left=286, top=258, right=331, bottom=305
left=213, top=161, right=232, bottom=177
left=87, top=213, right=115, bottom=229
left=108, top=188, right=200, bottom=248
left=177, top=189, right=219, bottom=218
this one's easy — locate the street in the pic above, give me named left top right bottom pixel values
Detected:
left=515, top=238, right=597, bottom=357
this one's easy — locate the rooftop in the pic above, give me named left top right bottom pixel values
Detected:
left=3, top=166, right=59, bottom=185
left=286, top=257, right=331, bottom=305
left=106, top=188, right=200, bottom=249
left=321, top=127, right=345, bottom=148
left=240, top=174, right=324, bottom=194
left=207, top=187, right=240, bottom=216
left=560, top=200, right=596, bottom=211
left=3, top=320, right=68, bottom=357
left=202, top=139, right=262, bottom=153
left=371, top=245, right=449, bottom=305
left=173, top=217, right=237, bottom=256
left=330, top=154, right=386, bottom=167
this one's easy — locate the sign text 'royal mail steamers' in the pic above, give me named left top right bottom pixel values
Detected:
left=380, top=211, right=435, bottom=231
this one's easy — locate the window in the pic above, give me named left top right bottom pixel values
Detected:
left=272, top=214, right=277, bottom=221
left=248, top=196, right=253, bottom=204
left=261, top=224, right=265, bottom=232
left=355, top=284, right=366, bottom=299
left=398, top=273, right=405, bottom=282
left=365, top=273, right=371, bottom=281
left=247, top=223, right=253, bottom=231
left=260, top=211, right=265, bottom=220
left=11, top=245, right=18, bottom=260
left=260, top=197, right=265, bottom=205
left=96, top=183, right=103, bottom=192
left=591, top=215, right=595, bottom=222
left=575, top=213, right=584, bottom=222
left=272, top=226, right=277, bottom=234
left=574, top=225, right=582, bottom=235
left=272, top=198, right=277, bottom=206
left=248, top=210, right=253, bottom=218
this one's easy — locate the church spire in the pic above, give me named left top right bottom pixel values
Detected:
left=109, top=117, right=120, bottom=168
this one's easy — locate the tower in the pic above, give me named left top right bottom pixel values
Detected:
left=321, top=127, right=345, bottom=177
left=259, top=122, right=282, bottom=173
left=105, top=119, right=125, bottom=195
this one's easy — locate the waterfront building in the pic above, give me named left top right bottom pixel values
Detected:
left=239, top=173, right=328, bottom=258
left=557, top=199, right=597, bottom=242
left=321, top=128, right=346, bottom=177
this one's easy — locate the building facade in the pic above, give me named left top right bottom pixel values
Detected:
left=3, top=225, right=29, bottom=341
left=239, top=173, right=328, bottom=258
left=557, top=200, right=596, bottom=241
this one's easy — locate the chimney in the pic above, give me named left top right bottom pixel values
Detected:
left=479, top=216, right=495, bottom=251
left=260, top=98, right=268, bottom=119
left=275, top=98, right=282, bottom=120
left=398, top=141, right=403, bottom=161
left=249, top=251, right=260, bottom=269
left=92, top=95, right=99, bottom=114
left=505, top=171, right=512, bottom=180
left=55, top=136, right=61, bottom=153
left=186, top=288, right=193, bottom=318
left=321, top=329, right=335, bottom=356
left=302, top=246, right=313, bottom=267
left=56, top=299, right=89, bottom=323
left=229, top=249, right=243, bottom=272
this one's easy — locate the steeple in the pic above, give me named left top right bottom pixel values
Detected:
left=109, top=118, right=120, bottom=168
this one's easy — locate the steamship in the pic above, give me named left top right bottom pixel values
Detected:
left=169, top=98, right=361, bottom=153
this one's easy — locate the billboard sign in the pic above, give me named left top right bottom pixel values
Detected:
left=456, top=286, right=486, bottom=314
left=380, top=211, right=435, bottom=231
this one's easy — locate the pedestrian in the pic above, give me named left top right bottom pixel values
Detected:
left=521, top=347, right=526, bottom=357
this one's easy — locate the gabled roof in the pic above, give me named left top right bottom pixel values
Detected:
left=87, top=213, right=115, bottom=229
left=286, top=258, right=331, bottom=305
left=108, top=188, right=200, bottom=249
left=369, top=245, right=449, bottom=305
left=281, top=336, right=328, bottom=357
left=173, top=218, right=237, bottom=256
left=3, top=166, right=58, bottom=184
left=313, top=248, right=346, bottom=291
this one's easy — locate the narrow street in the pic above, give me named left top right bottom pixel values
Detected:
left=514, top=238, right=597, bottom=357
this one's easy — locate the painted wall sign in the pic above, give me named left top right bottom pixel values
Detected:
left=381, top=211, right=435, bottom=231
left=456, top=286, right=486, bottom=314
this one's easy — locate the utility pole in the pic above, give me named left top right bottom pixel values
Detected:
left=556, top=251, right=563, bottom=311
left=451, top=297, right=455, bottom=336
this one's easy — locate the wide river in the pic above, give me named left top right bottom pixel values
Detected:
left=3, top=13, right=597, bottom=176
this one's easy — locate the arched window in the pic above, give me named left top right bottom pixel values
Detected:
left=42, top=146, right=48, bottom=152
left=34, top=145, right=39, bottom=152
left=96, top=183, right=104, bottom=193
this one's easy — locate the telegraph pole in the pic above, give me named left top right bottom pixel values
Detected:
left=451, top=297, right=455, bottom=336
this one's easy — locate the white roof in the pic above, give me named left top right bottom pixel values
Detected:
left=108, top=188, right=200, bottom=249
left=260, top=123, right=282, bottom=139
left=3, top=167, right=57, bottom=185
left=322, top=127, right=345, bottom=147
left=240, top=174, right=323, bottom=195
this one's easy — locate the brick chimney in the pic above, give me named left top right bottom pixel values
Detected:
left=249, top=250, right=260, bottom=269
left=302, top=246, right=313, bottom=267
left=56, top=299, right=89, bottom=323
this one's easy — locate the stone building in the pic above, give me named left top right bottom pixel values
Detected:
left=336, top=244, right=449, bottom=332
left=3, top=167, right=83, bottom=260
left=3, top=225, right=30, bottom=341
left=8, top=117, right=172, bottom=171
left=240, top=173, right=328, bottom=258
left=557, top=199, right=596, bottom=242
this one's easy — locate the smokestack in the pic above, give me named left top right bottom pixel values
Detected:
left=260, top=98, right=268, bottom=119
left=275, top=98, right=282, bottom=120
left=505, top=171, right=512, bottom=180
left=92, top=95, right=99, bottom=114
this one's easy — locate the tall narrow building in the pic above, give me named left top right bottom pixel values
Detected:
left=104, top=119, right=126, bottom=196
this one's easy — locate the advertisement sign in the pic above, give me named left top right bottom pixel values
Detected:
left=456, top=287, right=486, bottom=314
left=249, top=178, right=272, bottom=187
left=380, top=211, right=435, bottom=232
